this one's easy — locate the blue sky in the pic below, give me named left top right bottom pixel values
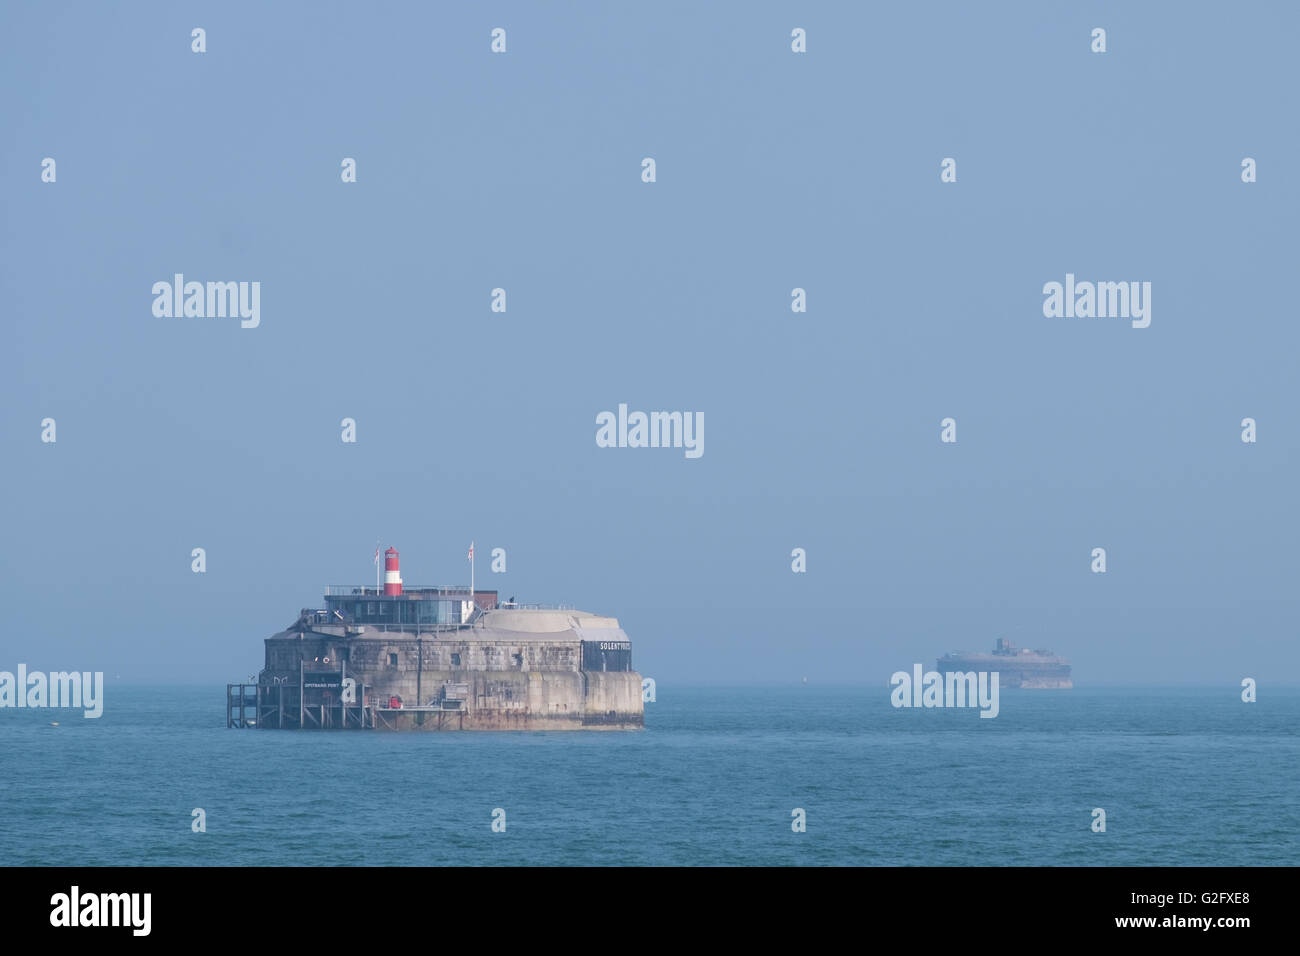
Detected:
left=2, top=2, right=1297, bottom=683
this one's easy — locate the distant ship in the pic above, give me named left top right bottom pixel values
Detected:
left=937, top=638, right=1072, bottom=689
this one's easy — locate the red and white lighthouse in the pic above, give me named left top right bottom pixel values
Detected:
left=383, top=547, right=402, bottom=595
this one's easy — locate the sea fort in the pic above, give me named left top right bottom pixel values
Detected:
left=228, top=547, right=644, bottom=731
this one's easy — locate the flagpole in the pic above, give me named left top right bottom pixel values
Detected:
left=470, top=541, right=475, bottom=615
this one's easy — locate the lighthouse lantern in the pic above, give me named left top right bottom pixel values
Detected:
left=384, top=547, right=402, bottom=596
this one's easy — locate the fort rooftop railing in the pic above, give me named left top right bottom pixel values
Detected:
left=325, top=585, right=478, bottom=596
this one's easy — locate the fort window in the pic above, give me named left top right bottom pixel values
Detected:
left=451, top=653, right=461, bottom=668
left=512, top=652, right=523, bottom=668
left=387, top=653, right=397, bottom=668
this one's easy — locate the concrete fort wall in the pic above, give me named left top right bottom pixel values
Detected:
left=349, top=637, right=581, bottom=673
left=263, top=634, right=581, bottom=677
left=261, top=633, right=643, bottom=729
left=364, top=671, right=643, bottom=730
left=582, top=671, right=643, bottom=724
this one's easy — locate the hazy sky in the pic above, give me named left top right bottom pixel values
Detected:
left=2, top=2, right=1297, bottom=684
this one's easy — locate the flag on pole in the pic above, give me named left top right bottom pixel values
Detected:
left=468, top=541, right=476, bottom=613
left=373, top=546, right=380, bottom=565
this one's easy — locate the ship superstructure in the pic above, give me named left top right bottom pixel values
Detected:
left=937, top=638, right=1072, bottom=689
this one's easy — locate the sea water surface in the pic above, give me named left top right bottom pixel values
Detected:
left=0, top=685, right=1295, bottom=866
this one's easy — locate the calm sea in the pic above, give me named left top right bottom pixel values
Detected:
left=1, top=685, right=1295, bottom=866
